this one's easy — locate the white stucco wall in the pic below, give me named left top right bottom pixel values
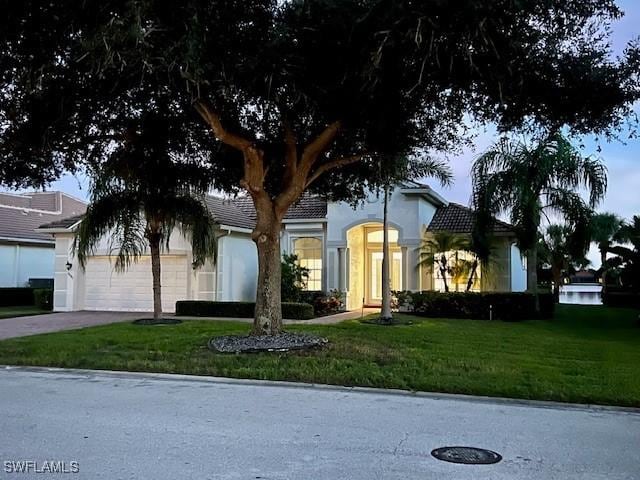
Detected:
left=50, top=227, right=254, bottom=311
left=327, top=187, right=428, bottom=246
left=510, top=244, right=527, bottom=292
left=0, top=244, right=54, bottom=287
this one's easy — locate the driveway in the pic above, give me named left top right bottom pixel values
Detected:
left=0, top=311, right=142, bottom=340
left=0, top=367, right=638, bottom=479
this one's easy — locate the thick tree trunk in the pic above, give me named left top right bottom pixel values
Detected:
left=149, top=237, right=163, bottom=320
left=380, top=187, right=393, bottom=323
left=251, top=208, right=283, bottom=335
left=526, top=248, right=539, bottom=312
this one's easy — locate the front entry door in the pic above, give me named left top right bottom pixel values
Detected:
left=366, top=250, right=402, bottom=306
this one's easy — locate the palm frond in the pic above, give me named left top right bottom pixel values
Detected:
left=171, top=195, right=219, bottom=268
left=74, top=193, right=145, bottom=271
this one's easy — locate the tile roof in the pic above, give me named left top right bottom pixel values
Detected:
left=38, top=214, right=85, bottom=230
left=0, top=192, right=87, bottom=243
left=230, top=193, right=327, bottom=226
left=36, top=193, right=328, bottom=234
left=427, top=203, right=514, bottom=234
left=204, top=196, right=256, bottom=230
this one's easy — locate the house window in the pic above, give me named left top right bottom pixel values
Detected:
left=433, top=250, right=481, bottom=292
left=293, top=237, right=323, bottom=291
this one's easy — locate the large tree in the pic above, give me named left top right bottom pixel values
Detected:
left=2, top=1, right=638, bottom=334
left=471, top=134, right=606, bottom=307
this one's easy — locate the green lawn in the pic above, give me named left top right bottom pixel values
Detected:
left=0, top=304, right=638, bottom=407
left=0, top=306, right=50, bottom=319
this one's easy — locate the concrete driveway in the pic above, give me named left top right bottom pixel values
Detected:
left=0, top=311, right=143, bottom=340
left=0, top=367, right=638, bottom=480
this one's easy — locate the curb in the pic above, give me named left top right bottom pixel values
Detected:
left=2, top=364, right=640, bottom=415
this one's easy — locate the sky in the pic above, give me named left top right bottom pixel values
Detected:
left=15, top=1, right=640, bottom=266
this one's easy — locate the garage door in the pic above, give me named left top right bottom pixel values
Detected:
left=84, top=255, right=188, bottom=312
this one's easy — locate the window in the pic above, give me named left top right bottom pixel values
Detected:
left=293, top=237, right=323, bottom=291
left=366, top=229, right=399, bottom=243
left=433, top=250, right=481, bottom=292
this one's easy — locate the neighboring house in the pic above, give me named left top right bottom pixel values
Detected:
left=569, top=269, right=601, bottom=284
left=38, top=182, right=526, bottom=313
left=0, top=191, right=87, bottom=288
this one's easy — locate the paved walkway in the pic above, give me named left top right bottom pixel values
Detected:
left=1, top=367, right=638, bottom=479
left=0, top=311, right=143, bottom=340
left=174, top=307, right=380, bottom=325
left=0, top=308, right=380, bottom=340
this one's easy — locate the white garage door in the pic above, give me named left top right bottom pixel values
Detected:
left=84, top=255, right=188, bottom=312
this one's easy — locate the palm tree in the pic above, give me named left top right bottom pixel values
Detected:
left=609, top=216, right=640, bottom=292
left=589, top=212, right=624, bottom=292
left=538, top=224, right=589, bottom=302
left=377, top=157, right=452, bottom=324
left=471, top=133, right=606, bottom=309
left=418, top=232, right=470, bottom=292
left=75, top=114, right=217, bottom=321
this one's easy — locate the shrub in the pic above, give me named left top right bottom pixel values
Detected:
left=175, top=301, right=315, bottom=320
left=281, top=254, right=309, bottom=302
left=602, top=292, right=640, bottom=309
left=299, top=290, right=345, bottom=316
left=0, top=288, right=35, bottom=307
left=33, top=289, right=54, bottom=311
left=397, top=291, right=554, bottom=321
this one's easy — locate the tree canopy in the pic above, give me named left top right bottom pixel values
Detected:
left=2, top=0, right=638, bottom=193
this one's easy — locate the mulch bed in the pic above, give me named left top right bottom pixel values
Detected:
left=132, top=318, right=183, bottom=326
left=209, top=332, right=328, bottom=353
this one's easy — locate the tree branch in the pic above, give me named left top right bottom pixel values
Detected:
left=283, top=121, right=297, bottom=187
left=194, top=100, right=252, bottom=152
left=305, top=154, right=364, bottom=188
left=300, top=121, right=342, bottom=169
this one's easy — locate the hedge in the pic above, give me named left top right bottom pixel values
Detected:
left=602, top=292, right=640, bottom=309
left=175, top=301, right=315, bottom=320
left=34, top=289, right=54, bottom=311
left=0, top=288, right=35, bottom=307
left=398, top=291, right=555, bottom=321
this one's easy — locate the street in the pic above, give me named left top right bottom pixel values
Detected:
left=0, top=367, right=638, bottom=479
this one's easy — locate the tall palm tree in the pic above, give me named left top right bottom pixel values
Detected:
left=471, top=133, right=606, bottom=309
left=418, top=232, right=470, bottom=292
left=378, top=158, right=452, bottom=324
left=589, top=212, right=623, bottom=292
left=75, top=114, right=217, bottom=321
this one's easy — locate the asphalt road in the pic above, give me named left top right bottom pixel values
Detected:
left=0, top=367, right=638, bottom=480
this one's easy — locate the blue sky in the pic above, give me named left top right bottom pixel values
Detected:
left=26, top=2, right=640, bottom=265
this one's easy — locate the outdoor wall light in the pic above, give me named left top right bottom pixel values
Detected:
left=65, top=261, right=73, bottom=271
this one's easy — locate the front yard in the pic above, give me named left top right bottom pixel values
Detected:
left=0, top=304, right=638, bottom=406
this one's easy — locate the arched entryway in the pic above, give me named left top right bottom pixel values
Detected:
left=345, top=222, right=404, bottom=309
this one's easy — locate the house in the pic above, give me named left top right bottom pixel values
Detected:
left=0, top=191, right=87, bottom=288
left=38, top=182, right=526, bottom=313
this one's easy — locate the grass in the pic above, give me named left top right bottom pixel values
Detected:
left=0, top=305, right=638, bottom=407
left=0, top=306, right=50, bottom=319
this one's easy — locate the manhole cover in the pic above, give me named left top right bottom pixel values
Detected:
left=431, top=446, right=502, bottom=465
